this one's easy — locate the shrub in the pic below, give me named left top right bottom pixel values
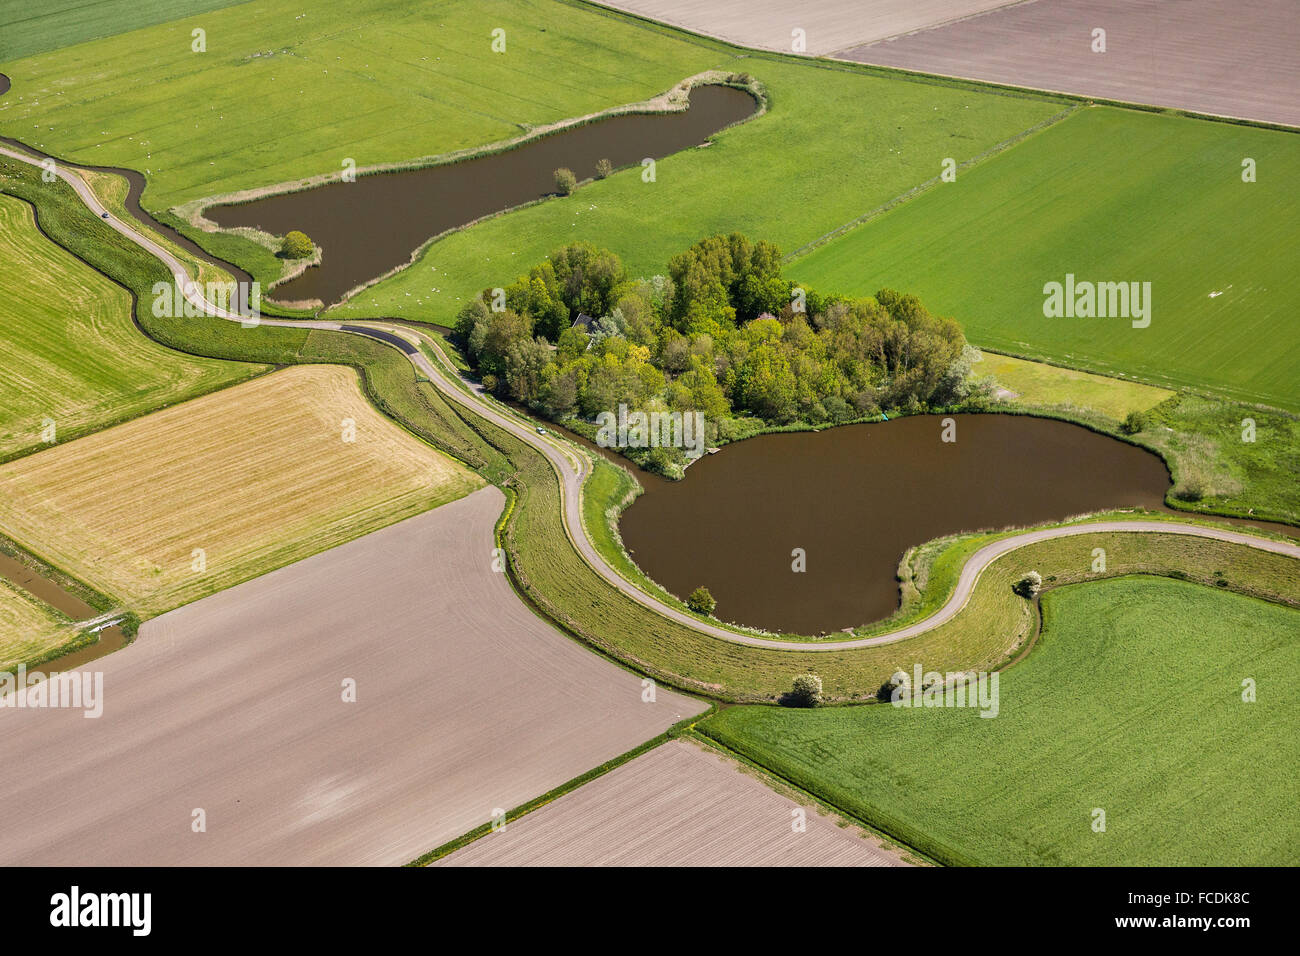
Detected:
left=789, top=673, right=823, bottom=707
left=1175, top=477, right=1205, bottom=501
left=686, top=585, right=716, bottom=615
left=1120, top=409, right=1148, bottom=434
left=595, top=158, right=613, bottom=179
left=878, top=669, right=911, bottom=702
left=1013, top=570, right=1043, bottom=598
left=279, top=230, right=314, bottom=259
left=553, top=167, right=577, bottom=195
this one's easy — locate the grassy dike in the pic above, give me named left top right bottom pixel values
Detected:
left=5, top=153, right=1299, bottom=702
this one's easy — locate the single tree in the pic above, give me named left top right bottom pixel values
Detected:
left=280, top=230, right=314, bottom=259
left=1013, top=570, right=1043, bottom=598
left=595, top=157, right=613, bottom=180
left=686, top=585, right=716, bottom=616
left=790, top=673, right=823, bottom=708
left=553, top=167, right=577, bottom=196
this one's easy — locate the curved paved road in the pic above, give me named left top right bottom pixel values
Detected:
left=7, top=143, right=1298, bottom=652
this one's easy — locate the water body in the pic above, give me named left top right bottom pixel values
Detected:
left=209, top=84, right=758, bottom=306
left=0, top=552, right=124, bottom=685
left=618, top=414, right=1174, bottom=635
left=0, top=552, right=95, bottom=621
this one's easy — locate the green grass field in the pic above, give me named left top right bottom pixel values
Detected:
left=0, top=0, right=243, bottom=60
left=0, top=0, right=724, bottom=210
left=0, top=191, right=259, bottom=461
left=332, top=58, right=1064, bottom=321
left=791, top=107, right=1300, bottom=411
left=978, top=350, right=1172, bottom=421
left=702, top=576, right=1300, bottom=865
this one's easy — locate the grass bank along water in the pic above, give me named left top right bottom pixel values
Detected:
left=619, top=413, right=1172, bottom=633
left=207, top=83, right=758, bottom=307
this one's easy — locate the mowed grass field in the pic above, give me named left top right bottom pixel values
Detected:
left=333, top=58, right=1064, bottom=321
left=0, top=365, right=484, bottom=616
left=0, top=0, right=723, bottom=210
left=703, top=576, right=1300, bottom=866
left=791, top=107, right=1300, bottom=410
left=0, top=192, right=258, bottom=462
left=0, top=577, right=75, bottom=674
left=0, top=0, right=243, bottom=60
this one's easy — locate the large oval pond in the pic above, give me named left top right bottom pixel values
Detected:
left=618, top=414, right=1172, bottom=635
left=210, top=84, right=758, bottom=306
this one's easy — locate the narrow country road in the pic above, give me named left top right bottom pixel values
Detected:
left=6, top=143, right=1298, bottom=653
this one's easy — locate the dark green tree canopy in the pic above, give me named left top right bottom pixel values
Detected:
left=452, top=235, right=977, bottom=476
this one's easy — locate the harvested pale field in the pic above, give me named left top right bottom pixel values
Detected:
left=0, top=578, right=74, bottom=674
left=439, top=738, right=907, bottom=866
left=839, top=0, right=1300, bottom=127
left=596, top=0, right=1018, bottom=55
left=0, top=364, right=483, bottom=616
left=0, top=487, right=706, bottom=865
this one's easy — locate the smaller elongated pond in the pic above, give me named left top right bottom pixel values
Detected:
left=618, top=414, right=1173, bottom=635
left=210, top=84, right=758, bottom=306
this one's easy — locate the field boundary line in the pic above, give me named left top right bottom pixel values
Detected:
left=784, top=103, right=1080, bottom=262
left=826, top=0, right=1037, bottom=56
left=0, top=189, right=278, bottom=467
left=407, top=708, right=713, bottom=865
left=687, top=728, right=944, bottom=866
left=570, top=2, right=1300, bottom=134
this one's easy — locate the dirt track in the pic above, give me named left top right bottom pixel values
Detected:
left=838, top=0, right=1300, bottom=127
left=0, top=488, right=705, bottom=865
left=438, top=739, right=907, bottom=866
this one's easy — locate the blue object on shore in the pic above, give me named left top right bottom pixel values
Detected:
left=880, top=413, right=889, bottom=421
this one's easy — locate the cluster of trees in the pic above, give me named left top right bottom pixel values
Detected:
left=454, top=233, right=982, bottom=475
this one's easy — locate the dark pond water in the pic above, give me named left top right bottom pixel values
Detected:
left=618, top=414, right=1174, bottom=635
left=209, top=84, right=758, bottom=306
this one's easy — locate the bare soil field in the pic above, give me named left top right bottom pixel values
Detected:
left=438, top=738, right=907, bottom=866
left=838, top=0, right=1300, bottom=127
left=0, top=365, right=483, bottom=615
left=0, top=487, right=706, bottom=865
left=595, top=0, right=1018, bottom=56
